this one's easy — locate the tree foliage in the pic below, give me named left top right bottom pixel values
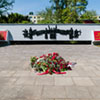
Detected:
left=29, top=12, right=34, bottom=15
left=38, top=7, right=56, bottom=24
left=50, top=0, right=88, bottom=23
left=39, top=0, right=96, bottom=23
left=50, top=0, right=65, bottom=23
left=79, top=10, right=99, bottom=23
left=80, top=10, right=97, bottom=20
left=0, top=13, right=31, bottom=23
left=0, top=0, right=14, bottom=15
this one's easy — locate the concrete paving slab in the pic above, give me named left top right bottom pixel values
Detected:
left=88, top=87, right=100, bottom=99
left=35, top=76, right=54, bottom=85
left=55, top=77, right=74, bottom=86
left=65, top=86, right=92, bottom=99
left=72, top=77, right=95, bottom=86
left=15, top=76, right=36, bottom=85
left=42, top=86, right=66, bottom=98
left=16, top=86, right=42, bottom=99
left=91, top=77, right=100, bottom=86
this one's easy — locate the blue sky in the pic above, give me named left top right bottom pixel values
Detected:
left=11, top=0, right=100, bottom=15
left=11, top=0, right=51, bottom=15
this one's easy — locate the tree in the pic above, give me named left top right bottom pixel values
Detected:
left=80, top=10, right=97, bottom=20
left=50, top=0, right=66, bottom=23
left=37, top=7, right=56, bottom=24
left=62, top=8, right=79, bottom=23
left=29, top=12, right=34, bottom=15
left=79, top=10, right=99, bottom=23
left=0, top=13, right=31, bottom=23
left=50, top=0, right=88, bottom=23
left=0, top=0, right=14, bottom=15
left=0, top=14, right=7, bottom=23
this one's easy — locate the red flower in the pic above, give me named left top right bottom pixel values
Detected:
left=49, top=62, right=52, bottom=64
left=53, top=52, right=56, bottom=55
left=60, top=64, right=63, bottom=66
left=37, top=62, right=40, bottom=64
left=53, top=52, right=59, bottom=56
left=57, top=61, right=60, bottom=64
left=43, top=54, right=46, bottom=57
left=48, top=53, right=52, bottom=56
left=52, top=56, right=56, bottom=60
left=32, top=62, right=35, bottom=65
left=54, top=62, right=56, bottom=64
left=40, top=56, right=43, bottom=58
left=60, top=66, right=63, bottom=69
left=40, top=54, right=46, bottom=58
left=46, top=65, right=49, bottom=68
left=59, top=59, right=62, bottom=62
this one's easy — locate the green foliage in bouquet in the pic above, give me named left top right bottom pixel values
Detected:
left=31, top=52, right=71, bottom=75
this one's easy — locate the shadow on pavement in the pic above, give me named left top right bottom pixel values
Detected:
left=0, top=42, right=10, bottom=47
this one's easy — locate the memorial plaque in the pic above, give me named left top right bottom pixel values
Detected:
left=0, top=31, right=7, bottom=40
left=94, top=31, right=100, bottom=41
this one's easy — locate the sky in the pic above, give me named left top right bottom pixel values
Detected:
left=11, top=0, right=100, bottom=15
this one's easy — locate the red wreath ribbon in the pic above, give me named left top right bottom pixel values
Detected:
left=37, top=70, right=49, bottom=75
left=37, top=69, right=66, bottom=75
left=53, top=70, right=66, bottom=74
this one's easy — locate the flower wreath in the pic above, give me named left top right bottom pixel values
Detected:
left=31, top=52, right=75, bottom=75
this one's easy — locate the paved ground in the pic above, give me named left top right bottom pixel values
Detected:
left=0, top=45, right=100, bottom=100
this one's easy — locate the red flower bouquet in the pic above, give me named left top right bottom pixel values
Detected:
left=31, top=52, right=73, bottom=75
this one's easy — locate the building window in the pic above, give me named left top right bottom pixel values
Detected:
left=38, top=16, right=40, bottom=19
left=34, top=16, right=36, bottom=19
left=34, top=20, right=36, bottom=23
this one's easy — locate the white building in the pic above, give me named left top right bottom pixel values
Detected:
left=96, top=16, right=100, bottom=20
left=28, top=15, right=43, bottom=24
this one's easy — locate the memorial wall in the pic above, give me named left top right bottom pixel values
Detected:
left=0, top=24, right=100, bottom=43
